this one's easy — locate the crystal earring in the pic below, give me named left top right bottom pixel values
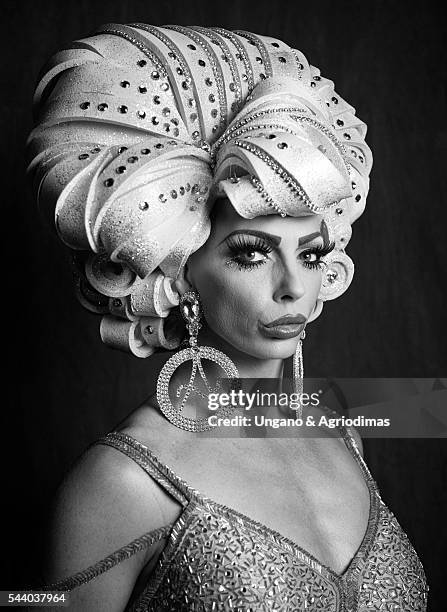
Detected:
left=292, top=329, right=306, bottom=420
left=156, top=290, right=239, bottom=432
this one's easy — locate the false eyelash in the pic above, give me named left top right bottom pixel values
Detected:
left=301, top=241, right=335, bottom=270
left=226, top=259, right=266, bottom=271
left=225, top=236, right=273, bottom=270
left=315, top=240, right=335, bottom=257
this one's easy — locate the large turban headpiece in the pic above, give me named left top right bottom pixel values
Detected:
left=28, top=24, right=372, bottom=357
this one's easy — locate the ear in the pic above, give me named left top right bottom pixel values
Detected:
left=173, top=263, right=193, bottom=295
left=307, top=298, right=323, bottom=323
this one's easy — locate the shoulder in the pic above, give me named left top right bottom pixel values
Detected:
left=52, top=438, right=180, bottom=531
left=42, top=438, right=181, bottom=609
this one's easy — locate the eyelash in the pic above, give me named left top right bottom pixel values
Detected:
left=226, top=236, right=273, bottom=271
left=225, top=237, right=335, bottom=271
left=301, top=242, right=335, bottom=270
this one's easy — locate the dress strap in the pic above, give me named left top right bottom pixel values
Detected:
left=43, top=430, right=197, bottom=593
left=45, top=525, right=170, bottom=592
left=97, top=431, right=201, bottom=506
left=318, top=405, right=381, bottom=498
left=341, top=424, right=381, bottom=496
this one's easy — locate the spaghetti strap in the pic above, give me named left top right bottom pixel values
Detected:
left=96, top=431, right=201, bottom=506
left=45, top=526, right=171, bottom=592
left=319, top=405, right=382, bottom=499
left=42, top=430, right=194, bottom=593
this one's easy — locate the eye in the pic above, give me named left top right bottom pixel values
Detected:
left=238, top=249, right=267, bottom=264
left=225, top=236, right=273, bottom=270
left=302, top=252, right=319, bottom=263
left=300, top=242, right=335, bottom=270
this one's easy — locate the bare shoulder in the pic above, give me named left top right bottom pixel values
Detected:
left=42, top=437, right=182, bottom=611
left=50, top=438, right=180, bottom=538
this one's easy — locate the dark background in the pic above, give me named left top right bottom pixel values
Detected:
left=2, top=0, right=445, bottom=609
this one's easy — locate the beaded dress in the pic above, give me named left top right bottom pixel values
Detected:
left=47, top=426, right=428, bottom=611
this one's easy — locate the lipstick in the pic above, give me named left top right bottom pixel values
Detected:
left=259, top=314, right=307, bottom=339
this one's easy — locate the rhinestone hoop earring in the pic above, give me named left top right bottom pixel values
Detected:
left=156, top=290, right=240, bottom=432
left=292, top=329, right=306, bottom=420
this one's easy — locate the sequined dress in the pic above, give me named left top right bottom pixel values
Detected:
left=47, top=428, right=428, bottom=611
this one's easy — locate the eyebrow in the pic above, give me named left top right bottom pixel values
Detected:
left=297, top=231, right=322, bottom=247
left=221, top=221, right=330, bottom=249
left=220, top=229, right=282, bottom=247
left=298, top=220, right=331, bottom=247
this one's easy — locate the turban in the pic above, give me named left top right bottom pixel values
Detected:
left=27, top=24, right=372, bottom=356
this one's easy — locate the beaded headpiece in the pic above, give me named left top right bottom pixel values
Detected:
left=28, top=24, right=372, bottom=356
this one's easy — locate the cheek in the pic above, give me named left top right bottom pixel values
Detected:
left=306, top=269, right=323, bottom=300
left=193, top=265, right=267, bottom=336
left=189, top=254, right=324, bottom=354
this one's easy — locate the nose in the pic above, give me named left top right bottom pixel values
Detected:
left=272, top=260, right=306, bottom=303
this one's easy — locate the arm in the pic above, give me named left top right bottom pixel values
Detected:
left=40, top=443, right=181, bottom=611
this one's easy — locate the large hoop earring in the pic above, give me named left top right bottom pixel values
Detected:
left=156, top=290, right=239, bottom=432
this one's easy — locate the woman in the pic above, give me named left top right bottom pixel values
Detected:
left=28, top=23, right=428, bottom=611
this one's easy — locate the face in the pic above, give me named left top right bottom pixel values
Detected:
left=184, top=198, right=333, bottom=360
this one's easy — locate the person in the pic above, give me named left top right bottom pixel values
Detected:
left=28, top=23, right=428, bottom=611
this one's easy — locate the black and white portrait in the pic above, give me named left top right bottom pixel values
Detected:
left=2, top=1, right=445, bottom=610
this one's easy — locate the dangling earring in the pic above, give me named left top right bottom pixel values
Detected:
left=156, top=290, right=239, bottom=432
left=292, top=329, right=306, bottom=420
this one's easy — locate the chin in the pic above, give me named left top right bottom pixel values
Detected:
left=258, top=341, right=298, bottom=360
left=229, top=336, right=299, bottom=361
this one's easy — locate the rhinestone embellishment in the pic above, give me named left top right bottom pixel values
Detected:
left=250, top=175, right=287, bottom=217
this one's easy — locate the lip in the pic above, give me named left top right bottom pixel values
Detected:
left=259, top=314, right=307, bottom=340
left=264, top=314, right=307, bottom=327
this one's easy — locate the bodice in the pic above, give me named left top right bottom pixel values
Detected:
left=46, top=429, right=428, bottom=611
